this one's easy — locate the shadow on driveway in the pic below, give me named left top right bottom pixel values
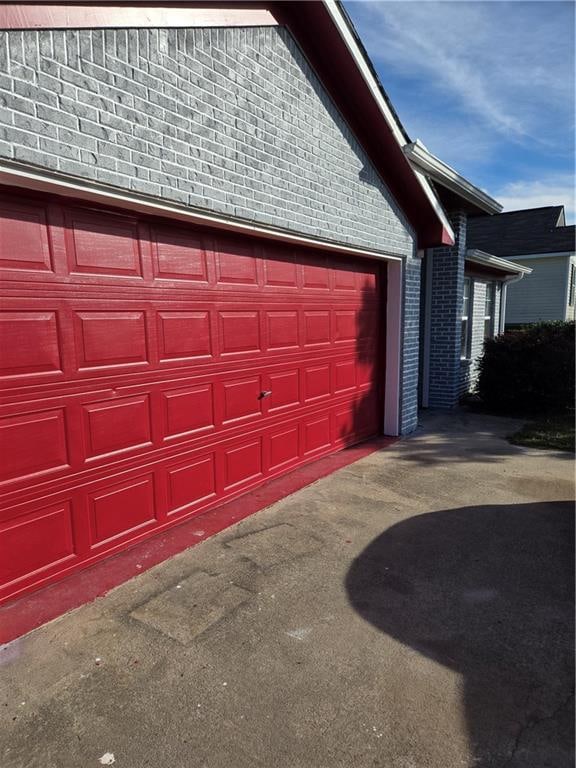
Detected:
left=345, top=501, right=575, bottom=767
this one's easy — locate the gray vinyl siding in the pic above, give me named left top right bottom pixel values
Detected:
left=505, top=255, right=572, bottom=325
left=566, top=256, right=576, bottom=321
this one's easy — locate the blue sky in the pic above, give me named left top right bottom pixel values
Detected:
left=345, top=0, right=575, bottom=222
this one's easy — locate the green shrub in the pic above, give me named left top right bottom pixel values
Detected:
left=476, top=321, right=575, bottom=414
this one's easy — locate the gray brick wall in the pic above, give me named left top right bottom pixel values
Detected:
left=400, top=251, right=422, bottom=433
left=0, top=26, right=414, bottom=257
left=0, top=24, right=421, bottom=434
left=426, top=210, right=467, bottom=408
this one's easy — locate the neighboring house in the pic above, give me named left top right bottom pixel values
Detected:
left=0, top=2, right=453, bottom=603
left=404, top=141, right=532, bottom=407
left=467, top=207, right=576, bottom=327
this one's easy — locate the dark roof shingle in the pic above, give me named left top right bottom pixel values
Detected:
left=467, top=206, right=575, bottom=257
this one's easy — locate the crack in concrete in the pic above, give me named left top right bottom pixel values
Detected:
left=502, top=687, right=575, bottom=767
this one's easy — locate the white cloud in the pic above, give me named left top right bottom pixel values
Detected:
left=492, top=176, right=576, bottom=223
left=347, top=1, right=575, bottom=146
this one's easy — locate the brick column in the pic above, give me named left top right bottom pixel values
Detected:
left=427, top=210, right=467, bottom=408
left=400, top=250, right=422, bottom=433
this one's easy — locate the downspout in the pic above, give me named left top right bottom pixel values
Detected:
left=499, top=273, right=526, bottom=332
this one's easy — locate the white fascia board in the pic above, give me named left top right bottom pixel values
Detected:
left=404, top=140, right=503, bottom=215
left=503, top=251, right=575, bottom=261
left=323, top=0, right=454, bottom=244
left=0, top=161, right=405, bottom=262
left=466, top=249, right=532, bottom=275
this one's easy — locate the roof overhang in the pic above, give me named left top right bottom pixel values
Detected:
left=466, top=249, right=532, bottom=276
left=404, top=140, right=502, bottom=216
left=503, top=251, right=575, bottom=261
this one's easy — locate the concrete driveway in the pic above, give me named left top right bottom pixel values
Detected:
left=1, top=411, right=574, bottom=768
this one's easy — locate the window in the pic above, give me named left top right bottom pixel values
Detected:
left=569, top=264, right=575, bottom=307
left=484, top=282, right=495, bottom=339
left=461, top=278, right=471, bottom=359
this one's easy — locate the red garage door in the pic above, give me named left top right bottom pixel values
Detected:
left=0, top=190, right=384, bottom=603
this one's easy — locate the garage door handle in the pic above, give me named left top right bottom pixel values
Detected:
left=259, top=390, right=272, bottom=399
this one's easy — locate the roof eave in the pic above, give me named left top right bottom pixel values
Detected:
left=466, top=249, right=533, bottom=275
left=404, top=140, right=502, bottom=216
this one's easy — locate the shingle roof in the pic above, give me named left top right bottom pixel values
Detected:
left=467, top=206, right=575, bottom=257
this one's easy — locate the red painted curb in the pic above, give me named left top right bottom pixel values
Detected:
left=0, top=437, right=396, bottom=644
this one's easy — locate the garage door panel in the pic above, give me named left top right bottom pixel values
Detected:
left=221, top=376, right=263, bottom=424
left=357, top=356, right=377, bottom=387
left=334, top=360, right=356, bottom=393
left=267, top=369, right=300, bottom=412
left=303, top=414, right=332, bottom=455
left=334, top=406, right=355, bottom=443
left=0, top=192, right=383, bottom=603
left=216, top=239, right=259, bottom=286
left=0, top=407, right=69, bottom=483
left=265, top=310, right=299, bottom=350
left=74, top=311, right=149, bottom=370
left=162, top=384, right=215, bottom=440
left=0, top=200, right=53, bottom=274
left=332, top=263, right=358, bottom=291
left=263, top=252, right=298, bottom=288
left=223, top=438, right=263, bottom=491
left=82, top=395, right=152, bottom=461
left=151, top=226, right=211, bottom=283
left=65, top=210, right=143, bottom=278
left=88, top=474, right=157, bottom=548
left=304, top=364, right=331, bottom=402
left=303, top=310, right=331, bottom=347
left=357, top=270, right=378, bottom=292
left=301, top=255, right=331, bottom=290
left=334, top=310, right=357, bottom=343
left=0, top=310, right=63, bottom=378
left=157, top=311, right=212, bottom=361
left=165, top=453, right=217, bottom=517
left=0, top=501, right=76, bottom=588
left=219, top=310, right=261, bottom=355
left=357, top=309, right=377, bottom=339
left=268, top=426, right=300, bottom=472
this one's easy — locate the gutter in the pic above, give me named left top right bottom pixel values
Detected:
left=501, top=251, right=575, bottom=261
left=465, top=250, right=532, bottom=332
left=465, top=249, right=532, bottom=275
left=404, top=140, right=502, bottom=216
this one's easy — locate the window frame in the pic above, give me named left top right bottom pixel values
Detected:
left=461, top=277, right=472, bottom=360
left=569, top=264, right=575, bottom=307
left=483, top=281, right=496, bottom=340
